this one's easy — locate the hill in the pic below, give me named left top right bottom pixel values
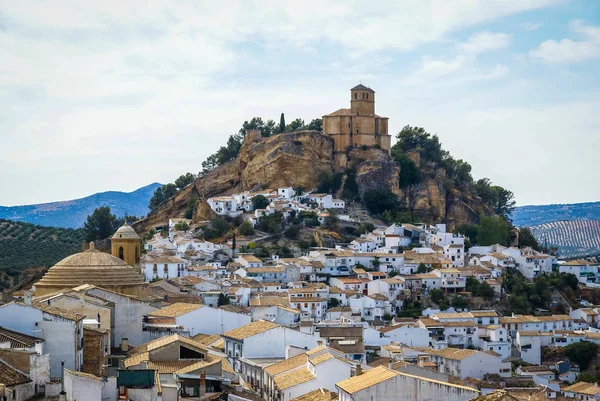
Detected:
left=135, top=129, right=495, bottom=233
left=512, top=201, right=600, bottom=227
left=0, top=183, right=162, bottom=228
left=530, top=220, right=600, bottom=259
left=0, top=219, right=84, bottom=293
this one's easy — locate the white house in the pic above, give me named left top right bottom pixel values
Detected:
left=0, top=300, right=84, bottom=378
left=208, top=196, right=241, bottom=217
left=277, top=187, right=294, bottom=199
left=559, top=260, right=600, bottom=285
left=443, top=244, right=465, bottom=268
left=142, top=256, right=187, bottom=282
left=145, top=303, right=251, bottom=337
left=336, top=366, right=479, bottom=401
left=236, top=254, right=263, bottom=268
left=222, top=320, right=320, bottom=373
left=429, top=348, right=505, bottom=379
left=251, top=304, right=301, bottom=327
left=433, top=269, right=466, bottom=293
left=378, top=324, right=431, bottom=348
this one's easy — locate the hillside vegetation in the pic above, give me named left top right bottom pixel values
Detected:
left=0, top=219, right=84, bottom=280
left=512, top=201, right=600, bottom=227
left=0, top=183, right=161, bottom=228
left=530, top=220, right=600, bottom=259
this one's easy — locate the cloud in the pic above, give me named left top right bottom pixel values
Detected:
left=530, top=19, right=600, bottom=63
left=522, top=22, right=542, bottom=31
left=459, top=32, right=511, bottom=54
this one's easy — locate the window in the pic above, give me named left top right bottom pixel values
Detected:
left=118, top=246, right=124, bottom=260
left=354, top=93, right=357, bottom=99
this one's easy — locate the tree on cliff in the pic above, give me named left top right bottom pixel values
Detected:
left=83, top=207, right=119, bottom=242
left=149, top=183, right=177, bottom=211
left=364, top=189, right=399, bottom=215
left=306, top=118, right=322, bottom=131
left=174, top=173, right=196, bottom=190
left=279, top=113, right=285, bottom=133
left=476, top=216, right=510, bottom=246
left=286, top=118, right=305, bottom=132
left=518, top=227, right=539, bottom=250
left=473, top=178, right=515, bottom=219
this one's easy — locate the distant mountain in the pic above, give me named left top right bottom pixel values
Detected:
left=512, top=201, right=600, bottom=227
left=0, top=183, right=161, bottom=228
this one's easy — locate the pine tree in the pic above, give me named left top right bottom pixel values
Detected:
left=279, top=113, right=285, bottom=133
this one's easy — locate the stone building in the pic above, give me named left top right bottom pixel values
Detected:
left=323, top=84, right=391, bottom=152
left=111, top=224, right=142, bottom=272
left=32, top=242, right=147, bottom=297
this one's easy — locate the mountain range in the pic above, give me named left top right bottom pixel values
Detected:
left=0, top=183, right=161, bottom=228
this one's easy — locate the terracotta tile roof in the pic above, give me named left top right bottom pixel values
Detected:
left=336, top=366, right=398, bottom=393
left=0, top=326, right=43, bottom=348
left=173, top=358, right=221, bottom=375
left=329, top=340, right=365, bottom=354
left=564, top=381, right=600, bottom=395
left=274, top=368, right=316, bottom=390
left=289, top=388, right=338, bottom=401
left=264, top=354, right=307, bottom=375
left=64, top=368, right=102, bottom=382
left=419, top=318, right=444, bottom=327
left=222, top=320, right=279, bottom=340
left=470, top=311, right=499, bottom=317
left=442, top=320, right=477, bottom=327
left=147, top=360, right=198, bottom=374
left=129, top=334, right=207, bottom=356
left=0, top=359, right=32, bottom=386
left=366, top=293, right=389, bottom=301
left=123, top=352, right=150, bottom=368
left=431, top=348, right=483, bottom=360
left=318, top=326, right=363, bottom=339
left=249, top=296, right=289, bottom=306
left=148, top=303, right=204, bottom=317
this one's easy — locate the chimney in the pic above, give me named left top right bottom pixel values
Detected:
left=121, top=338, right=129, bottom=352
left=79, top=291, right=85, bottom=304
left=388, top=359, right=393, bottom=369
left=317, top=341, right=323, bottom=346
left=89, top=242, right=96, bottom=250
left=59, top=360, right=66, bottom=401
left=24, top=291, right=32, bottom=306
left=355, top=365, right=363, bottom=376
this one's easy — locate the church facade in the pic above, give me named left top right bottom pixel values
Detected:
left=322, top=84, right=391, bottom=152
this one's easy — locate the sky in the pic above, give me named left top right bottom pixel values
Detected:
left=1, top=0, right=599, bottom=207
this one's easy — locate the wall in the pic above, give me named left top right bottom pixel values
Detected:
left=351, top=373, right=479, bottom=401
left=39, top=318, right=77, bottom=377
left=243, top=328, right=319, bottom=358
left=10, top=382, right=35, bottom=401
left=175, top=307, right=251, bottom=336
left=64, top=370, right=103, bottom=401
left=102, top=377, right=119, bottom=401
left=87, top=288, right=156, bottom=346
left=48, top=295, right=112, bottom=335
left=127, top=386, right=158, bottom=401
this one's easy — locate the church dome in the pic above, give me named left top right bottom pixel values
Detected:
left=112, top=224, right=140, bottom=240
left=33, top=246, right=146, bottom=297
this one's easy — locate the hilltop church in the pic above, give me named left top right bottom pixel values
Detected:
left=323, top=84, right=391, bottom=152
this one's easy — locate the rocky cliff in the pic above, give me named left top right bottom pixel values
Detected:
left=134, top=131, right=492, bottom=233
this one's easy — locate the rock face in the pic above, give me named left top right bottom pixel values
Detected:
left=135, top=131, right=335, bottom=232
left=135, top=131, right=493, bottom=233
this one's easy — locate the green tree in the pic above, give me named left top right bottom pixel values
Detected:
left=306, top=118, right=323, bottom=131
left=518, top=227, right=539, bottom=250
left=393, top=153, right=421, bottom=188
left=476, top=216, right=510, bottom=246
left=257, top=213, right=283, bottom=233
left=451, top=295, right=468, bottom=309
left=149, top=186, right=165, bottom=211
left=217, top=293, right=231, bottom=306
left=364, top=189, right=399, bottom=215
left=293, top=186, right=305, bottom=197
left=429, top=289, right=446, bottom=305
left=174, top=221, right=189, bottom=231
left=372, top=258, right=380, bottom=269
left=174, top=172, right=196, bottom=189
left=284, top=225, right=300, bottom=240
left=342, top=169, right=359, bottom=201
left=286, top=118, right=305, bottom=132
left=492, top=186, right=516, bottom=219
left=565, top=341, right=599, bottom=370
left=252, top=195, right=270, bottom=210
left=238, top=221, right=255, bottom=236
left=83, top=207, right=119, bottom=242
left=317, top=171, right=343, bottom=194
left=417, top=263, right=428, bottom=273
left=184, top=198, right=197, bottom=219
left=279, top=113, right=286, bottom=134
left=328, top=298, right=341, bottom=308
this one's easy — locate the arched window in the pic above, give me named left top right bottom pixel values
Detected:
left=118, top=247, right=124, bottom=260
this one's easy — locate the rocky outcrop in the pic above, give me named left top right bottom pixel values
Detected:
left=134, top=130, right=493, bottom=233
left=134, top=131, right=335, bottom=232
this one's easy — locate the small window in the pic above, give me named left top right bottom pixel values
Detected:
left=354, top=93, right=357, bottom=99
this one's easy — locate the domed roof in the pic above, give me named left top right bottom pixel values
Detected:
left=54, top=248, right=132, bottom=269
left=33, top=247, right=145, bottom=295
left=112, top=224, right=140, bottom=240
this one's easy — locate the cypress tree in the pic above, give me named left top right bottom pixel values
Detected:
left=279, top=113, right=285, bottom=133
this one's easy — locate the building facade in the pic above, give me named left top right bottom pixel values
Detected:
left=323, top=85, right=391, bottom=152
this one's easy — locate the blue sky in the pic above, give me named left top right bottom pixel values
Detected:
left=0, top=0, right=599, bottom=207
